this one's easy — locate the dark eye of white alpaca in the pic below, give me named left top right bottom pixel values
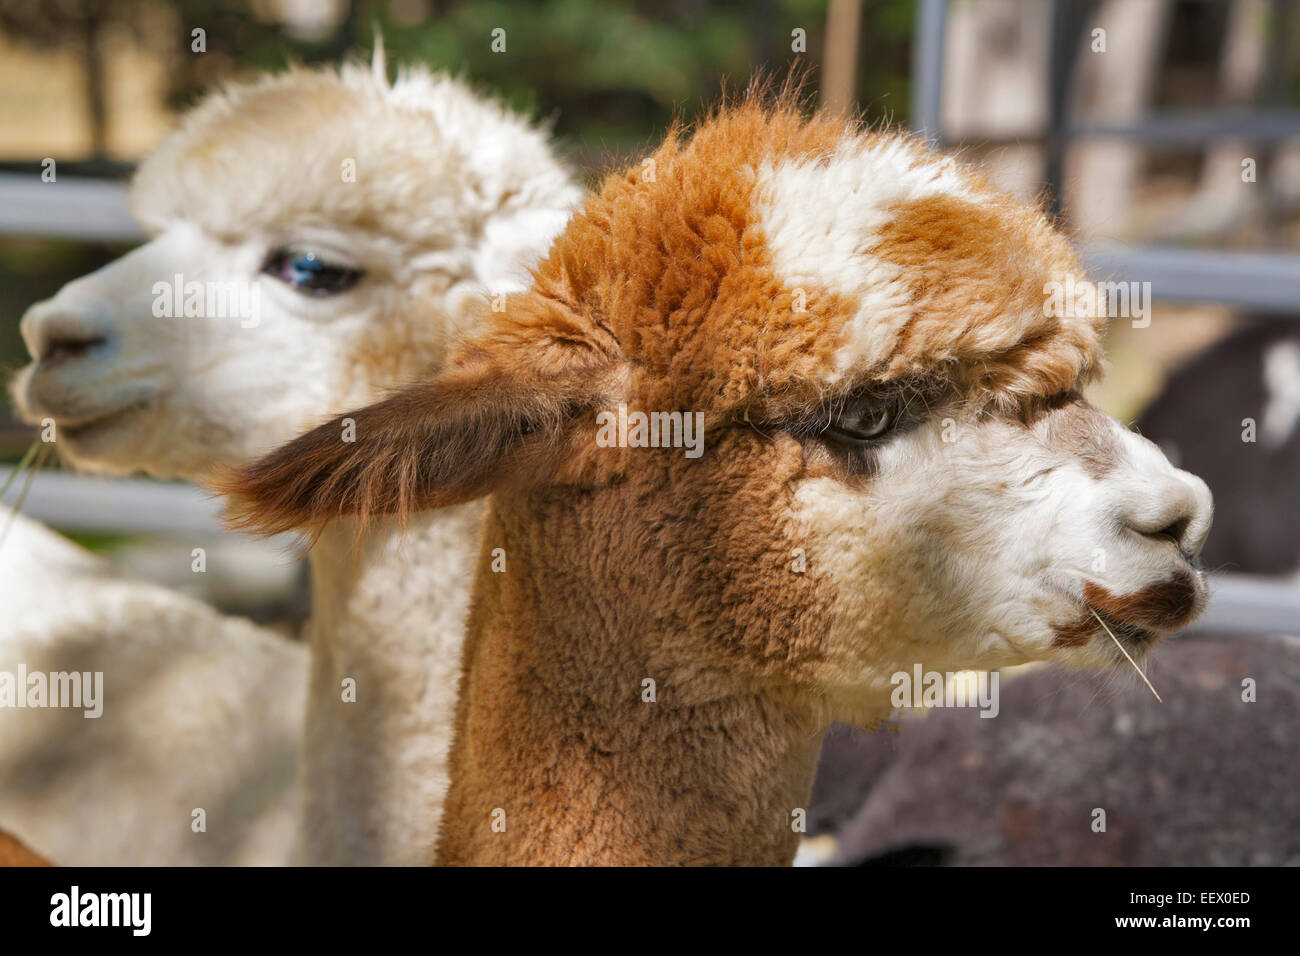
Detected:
left=825, top=394, right=904, bottom=445
left=262, top=250, right=363, bottom=296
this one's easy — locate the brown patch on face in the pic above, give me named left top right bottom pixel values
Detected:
left=1037, top=393, right=1125, bottom=479
left=1051, top=573, right=1202, bottom=648
left=1083, top=576, right=1201, bottom=631
left=1051, top=615, right=1098, bottom=649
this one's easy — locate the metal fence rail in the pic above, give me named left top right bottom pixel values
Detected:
left=0, top=465, right=297, bottom=551
left=2, top=464, right=1296, bottom=636
left=1188, top=575, right=1300, bottom=636
left=1, top=465, right=225, bottom=536
left=1080, top=244, right=1300, bottom=315
left=0, top=173, right=144, bottom=243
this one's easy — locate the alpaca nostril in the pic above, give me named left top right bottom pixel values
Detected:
left=1152, top=515, right=1191, bottom=551
left=39, top=333, right=108, bottom=365
left=1121, top=475, right=1213, bottom=561
left=1128, top=478, right=1216, bottom=561
left=21, top=300, right=114, bottom=367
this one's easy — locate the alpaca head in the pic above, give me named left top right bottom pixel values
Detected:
left=11, top=62, right=579, bottom=481
left=226, top=100, right=1212, bottom=715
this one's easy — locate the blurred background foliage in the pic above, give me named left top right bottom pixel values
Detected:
left=0, top=0, right=915, bottom=460
left=0, top=0, right=917, bottom=165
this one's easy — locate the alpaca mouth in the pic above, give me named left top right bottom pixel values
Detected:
left=30, top=392, right=159, bottom=440
left=58, top=401, right=149, bottom=439
left=1083, top=573, right=1205, bottom=632
left=1086, top=606, right=1156, bottom=647
left=1051, top=605, right=1156, bottom=650
left=1048, top=571, right=1205, bottom=650
left=16, top=364, right=163, bottom=439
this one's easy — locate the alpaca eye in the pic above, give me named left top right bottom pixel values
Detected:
left=826, top=396, right=902, bottom=445
left=262, top=250, right=362, bottom=296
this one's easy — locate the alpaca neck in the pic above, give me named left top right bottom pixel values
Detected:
left=298, top=502, right=483, bottom=865
left=436, top=501, right=828, bottom=866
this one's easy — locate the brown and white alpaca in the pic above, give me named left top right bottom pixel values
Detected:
left=224, top=96, right=1214, bottom=866
left=8, top=60, right=579, bottom=864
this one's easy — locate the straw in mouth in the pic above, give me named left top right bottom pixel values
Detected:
left=1091, top=607, right=1163, bottom=703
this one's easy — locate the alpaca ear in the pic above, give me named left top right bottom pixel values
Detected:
left=217, top=354, right=603, bottom=538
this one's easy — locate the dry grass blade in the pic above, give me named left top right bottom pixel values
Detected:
left=0, top=440, right=39, bottom=501
left=1091, top=607, right=1163, bottom=703
left=0, top=440, right=52, bottom=550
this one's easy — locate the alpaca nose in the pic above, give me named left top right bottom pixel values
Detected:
left=21, top=301, right=112, bottom=366
left=1118, top=468, right=1214, bottom=560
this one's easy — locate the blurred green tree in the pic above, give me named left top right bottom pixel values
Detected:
left=0, top=0, right=918, bottom=165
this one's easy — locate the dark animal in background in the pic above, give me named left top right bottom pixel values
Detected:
left=1138, top=320, right=1300, bottom=577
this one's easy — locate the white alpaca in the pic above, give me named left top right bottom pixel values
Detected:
left=7, top=60, right=579, bottom=864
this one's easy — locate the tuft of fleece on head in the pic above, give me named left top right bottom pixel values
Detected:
left=520, top=94, right=1104, bottom=417
left=130, top=61, right=582, bottom=292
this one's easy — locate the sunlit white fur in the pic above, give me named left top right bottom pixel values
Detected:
left=793, top=402, right=1212, bottom=718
